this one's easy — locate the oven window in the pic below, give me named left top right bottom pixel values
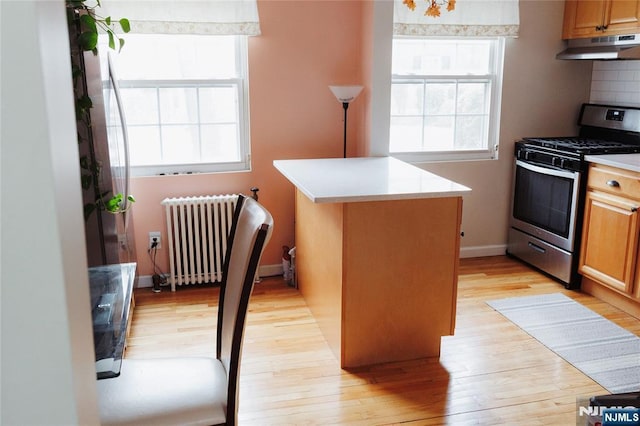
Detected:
left=513, top=166, right=573, bottom=238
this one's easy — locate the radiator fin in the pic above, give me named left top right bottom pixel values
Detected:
left=161, top=194, right=238, bottom=291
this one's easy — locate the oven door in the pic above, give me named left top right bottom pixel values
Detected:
left=510, top=159, right=581, bottom=252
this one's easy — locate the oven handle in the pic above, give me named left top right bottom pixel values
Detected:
left=515, top=159, right=580, bottom=179
left=527, top=242, right=546, bottom=254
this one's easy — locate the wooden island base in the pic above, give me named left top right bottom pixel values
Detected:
left=295, top=189, right=463, bottom=368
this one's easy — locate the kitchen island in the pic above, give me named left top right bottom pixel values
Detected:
left=274, top=157, right=471, bottom=367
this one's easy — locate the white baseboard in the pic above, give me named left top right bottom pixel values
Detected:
left=135, top=248, right=505, bottom=288
left=136, top=264, right=285, bottom=288
left=460, top=244, right=507, bottom=259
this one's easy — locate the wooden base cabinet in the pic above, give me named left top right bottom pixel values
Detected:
left=295, top=189, right=463, bottom=368
left=562, top=0, right=640, bottom=39
left=579, top=163, right=640, bottom=317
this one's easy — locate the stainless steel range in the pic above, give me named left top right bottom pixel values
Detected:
left=507, top=103, right=640, bottom=289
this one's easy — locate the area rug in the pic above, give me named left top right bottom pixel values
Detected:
left=486, top=293, right=640, bottom=394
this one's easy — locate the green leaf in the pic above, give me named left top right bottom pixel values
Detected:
left=78, top=30, right=98, bottom=51
left=84, top=203, right=97, bottom=221
left=118, top=38, right=125, bottom=52
left=105, top=16, right=111, bottom=26
left=108, top=31, right=115, bottom=50
left=79, top=155, right=90, bottom=170
left=71, top=63, right=82, bottom=80
left=127, top=194, right=136, bottom=203
left=77, top=94, right=93, bottom=111
left=105, top=194, right=123, bottom=212
left=79, top=14, right=97, bottom=33
left=119, top=18, right=131, bottom=33
left=81, top=173, right=93, bottom=189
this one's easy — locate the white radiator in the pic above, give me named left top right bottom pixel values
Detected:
left=161, top=194, right=239, bottom=292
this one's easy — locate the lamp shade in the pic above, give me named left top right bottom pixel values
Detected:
left=329, top=85, right=363, bottom=103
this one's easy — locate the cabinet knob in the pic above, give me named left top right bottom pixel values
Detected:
left=606, top=179, right=620, bottom=187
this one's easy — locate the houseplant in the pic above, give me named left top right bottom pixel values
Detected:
left=66, top=0, right=133, bottom=219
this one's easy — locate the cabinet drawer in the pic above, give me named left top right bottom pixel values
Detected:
left=587, top=164, right=640, bottom=201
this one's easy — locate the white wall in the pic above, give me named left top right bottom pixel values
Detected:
left=1, top=1, right=99, bottom=423
left=590, top=60, right=640, bottom=105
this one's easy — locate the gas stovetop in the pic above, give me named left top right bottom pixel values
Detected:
left=521, top=137, right=640, bottom=155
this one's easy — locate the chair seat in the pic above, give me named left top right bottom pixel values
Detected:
left=97, top=358, right=227, bottom=426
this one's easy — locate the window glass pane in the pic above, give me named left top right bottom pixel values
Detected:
left=199, top=87, right=238, bottom=123
left=159, top=88, right=198, bottom=125
left=392, top=39, right=492, bottom=75
left=455, top=115, right=485, bottom=150
left=425, top=82, right=456, bottom=115
left=161, top=125, right=200, bottom=164
left=201, top=124, right=240, bottom=161
left=389, top=116, right=423, bottom=152
left=120, top=88, right=158, bottom=125
left=112, top=34, right=237, bottom=80
left=424, top=115, right=454, bottom=150
left=391, top=83, right=423, bottom=116
left=457, top=82, right=488, bottom=114
left=128, top=127, right=161, bottom=165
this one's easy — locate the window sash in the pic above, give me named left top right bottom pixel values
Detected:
left=105, top=35, right=251, bottom=176
left=116, top=79, right=249, bottom=176
left=389, top=37, right=503, bottom=162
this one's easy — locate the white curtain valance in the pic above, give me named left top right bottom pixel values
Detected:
left=99, top=0, right=261, bottom=35
left=394, top=0, right=519, bottom=37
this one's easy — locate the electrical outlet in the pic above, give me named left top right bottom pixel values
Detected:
left=148, top=231, right=161, bottom=249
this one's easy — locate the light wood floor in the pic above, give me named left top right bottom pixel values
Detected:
left=126, top=256, right=640, bottom=425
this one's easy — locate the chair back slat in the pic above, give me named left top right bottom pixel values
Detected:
left=217, top=196, right=273, bottom=424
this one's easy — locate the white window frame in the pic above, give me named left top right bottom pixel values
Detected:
left=110, top=36, right=251, bottom=177
left=389, top=36, right=505, bottom=163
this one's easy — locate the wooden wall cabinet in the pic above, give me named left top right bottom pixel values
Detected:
left=579, top=164, right=640, bottom=316
left=562, top=0, right=640, bottom=39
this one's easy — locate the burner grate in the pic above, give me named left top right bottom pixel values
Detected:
left=522, top=137, right=640, bottom=154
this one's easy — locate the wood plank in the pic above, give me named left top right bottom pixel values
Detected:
left=126, top=256, right=640, bottom=425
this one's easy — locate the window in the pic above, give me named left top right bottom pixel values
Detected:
left=389, top=37, right=504, bottom=162
left=103, top=34, right=251, bottom=176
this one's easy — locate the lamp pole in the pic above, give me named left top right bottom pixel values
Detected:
left=342, top=102, right=349, bottom=158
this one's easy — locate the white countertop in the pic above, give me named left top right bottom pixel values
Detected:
left=585, top=154, right=640, bottom=173
left=273, top=157, right=471, bottom=203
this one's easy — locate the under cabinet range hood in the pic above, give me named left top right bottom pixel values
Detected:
left=557, top=33, right=640, bottom=60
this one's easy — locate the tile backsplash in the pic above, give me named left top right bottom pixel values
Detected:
left=590, top=60, right=640, bottom=106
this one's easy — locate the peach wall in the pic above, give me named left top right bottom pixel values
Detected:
left=130, top=0, right=365, bottom=277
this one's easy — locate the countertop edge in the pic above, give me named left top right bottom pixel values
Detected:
left=273, top=158, right=471, bottom=203
left=310, top=189, right=471, bottom=204
left=585, top=154, right=640, bottom=173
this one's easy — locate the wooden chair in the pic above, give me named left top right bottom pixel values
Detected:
left=97, top=196, right=273, bottom=426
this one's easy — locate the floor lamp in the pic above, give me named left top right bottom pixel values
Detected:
left=329, top=85, right=363, bottom=158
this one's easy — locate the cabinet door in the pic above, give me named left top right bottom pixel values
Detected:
left=563, top=0, right=607, bottom=38
left=563, top=0, right=640, bottom=39
left=606, top=0, right=640, bottom=34
left=579, top=190, right=640, bottom=294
